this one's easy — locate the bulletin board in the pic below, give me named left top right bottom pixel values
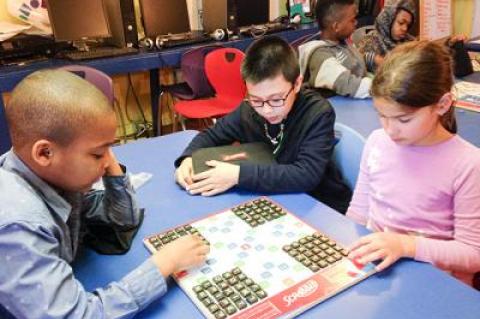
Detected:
left=419, top=0, right=452, bottom=40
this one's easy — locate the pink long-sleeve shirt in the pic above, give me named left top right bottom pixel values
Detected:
left=347, top=129, right=480, bottom=286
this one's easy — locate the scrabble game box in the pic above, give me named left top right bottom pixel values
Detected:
left=191, top=143, right=275, bottom=174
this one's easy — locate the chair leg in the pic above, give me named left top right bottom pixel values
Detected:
left=202, top=118, right=210, bottom=129
left=173, top=112, right=183, bottom=132
left=168, top=94, right=175, bottom=132
left=179, top=115, right=187, bottom=130
left=158, top=91, right=165, bottom=136
left=113, top=97, right=128, bottom=143
left=172, top=112, right=178, bottom=132
left=474, top=272, right=480, bottom=291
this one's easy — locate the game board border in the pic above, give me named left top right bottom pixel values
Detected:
left=143, top=196, right=377, bottom=319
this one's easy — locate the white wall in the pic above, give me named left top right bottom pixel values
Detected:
left=187, top=0, right=202, bottom=31
left=472, top=0, right=480, bottom=37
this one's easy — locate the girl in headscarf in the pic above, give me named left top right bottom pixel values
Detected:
left=357, top=0, right=416, bottom=72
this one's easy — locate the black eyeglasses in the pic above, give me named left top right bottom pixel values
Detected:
left=245, top=86, right=294, bottom=108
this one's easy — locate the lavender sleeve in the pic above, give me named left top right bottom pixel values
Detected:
left=346, top=133, right=374, bottom=225
left=415, top=158, right=480, bottom=273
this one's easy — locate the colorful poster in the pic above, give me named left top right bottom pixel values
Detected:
left=419, top=0, right=452, bottom=40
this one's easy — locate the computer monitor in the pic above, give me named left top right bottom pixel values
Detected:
left=236, top=0, right=270, bottom=27
left=139, top=0, right=191, bottom=38
left=47, top=0, right=111, bottom=43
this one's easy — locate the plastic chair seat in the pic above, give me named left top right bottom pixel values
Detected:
left=166, top=44, right=224, bottom=101
left=162, top=82, right=195, bottom=100
left=174, top=95, right=241, bottom=119
left=333, top=122, right=366, bottom=190
left=172, top=47, right=246, bottom=124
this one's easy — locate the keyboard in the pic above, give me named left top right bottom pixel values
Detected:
left=58, top=47, right=138, bottom=61
left=239, top=23, right=295, bottom=37
left=156, top=35, right=213, bottom=49
left=264, top=22, right=295, bottom=33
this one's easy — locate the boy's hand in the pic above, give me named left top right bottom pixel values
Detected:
left=348, top=232, right=416, bottom=271
left=188, top=160, right=240, bottom=196
left=151, top=235, right=209, bottom=277
left=175, top=157, right=194, bottom=189
left=448, top=34, right=467, bottom=46
left=374, top=54, right=384, bottom=67
left=104, top=149, right=124, bottom=176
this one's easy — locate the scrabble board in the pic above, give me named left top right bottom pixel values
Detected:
left=144, top=197, right=376, bottom=319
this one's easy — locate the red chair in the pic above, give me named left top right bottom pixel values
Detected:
left=173, top=47, right=246, bottom=129
left=161, top=45, right=223, bottom=131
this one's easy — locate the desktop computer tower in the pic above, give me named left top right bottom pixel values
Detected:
left=202, top=0, right=235, bottom=33
left=104, top=0, right=139, bottom=48
left=202, top=0, right=269, bottom=34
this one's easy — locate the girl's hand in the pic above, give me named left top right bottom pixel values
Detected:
left=348, top=232, right=416, bottom=271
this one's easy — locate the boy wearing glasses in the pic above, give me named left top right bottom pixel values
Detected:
left=298, top=0, right=371, bottom=98
left=174, top=36, right=352, bottom=213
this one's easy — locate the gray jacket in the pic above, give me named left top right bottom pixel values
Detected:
left=299, top=40, right=372, bottom=99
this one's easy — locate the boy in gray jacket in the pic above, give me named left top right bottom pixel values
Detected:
left=299, top=0, right=371, bottom=99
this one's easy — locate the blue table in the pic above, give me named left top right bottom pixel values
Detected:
left=74, top=131, right=480, bottom=319
left=0, top=25, right=318, bottom=154
left=331, top=93, right=480, bottom=148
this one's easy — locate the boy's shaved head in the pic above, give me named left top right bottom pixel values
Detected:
left=316, top=0, right=355, bottom=30
left=6, top=69, right=114, bottom=149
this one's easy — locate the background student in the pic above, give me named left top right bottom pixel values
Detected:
left=357, top=0, right=416, bottom=72
left=298, top=0, right=372, bottom=99
left=357, top=0, right=468, bottom=75
left=347, top=41, right=480, bottom=287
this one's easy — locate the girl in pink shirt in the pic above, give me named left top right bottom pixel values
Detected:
left=347, top=41, right=480, bottom=287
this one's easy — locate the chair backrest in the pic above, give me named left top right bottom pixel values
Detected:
left=290, top=31, right=321, bottom=52
left=181, top=44, right=225, bottom=99
left=59, top=65, right=114, bottom=104
left=333, top=122, right=366, bottom=190
left=204, top=48, right=246, bottom=100
left=351, top=25, right=375, bottom=47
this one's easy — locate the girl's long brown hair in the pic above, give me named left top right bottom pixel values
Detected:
left=371, top=40, right=457, bottom=133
